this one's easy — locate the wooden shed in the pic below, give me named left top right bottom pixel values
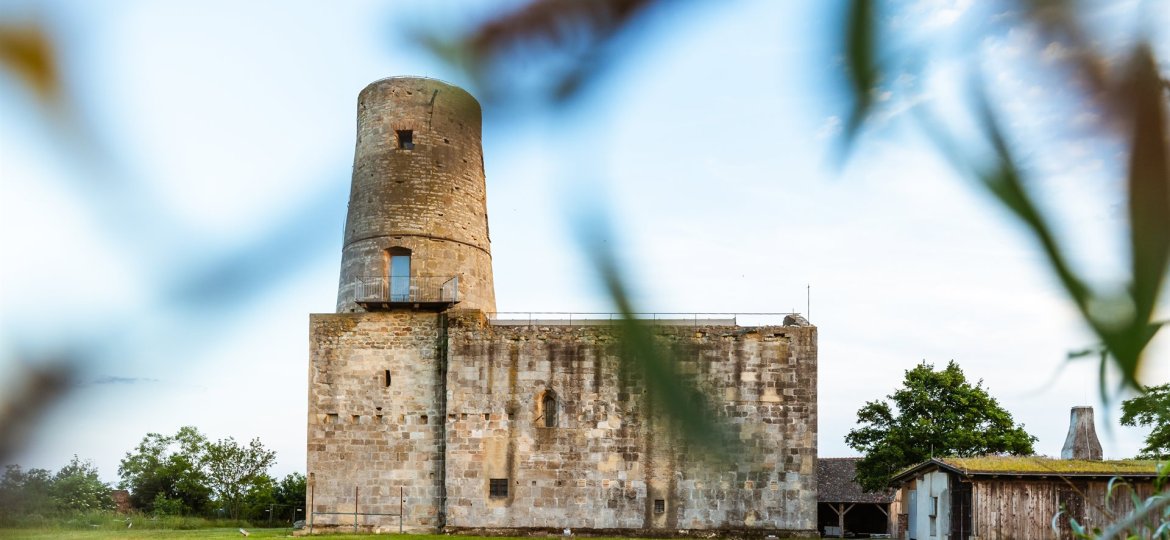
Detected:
left=818, top=457, right=895, bottom=538
left=890, top=456, right=1162, bottom=540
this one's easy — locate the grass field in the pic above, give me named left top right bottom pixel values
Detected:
left=0, top=529, right=456, bottom=539
left=0, top=529, right=294, bottom=539
left=0, top=530, right=826, bottom=540
left=0, top=533, right=693, bottom=540
left=0, top=532, right=775, bottom=540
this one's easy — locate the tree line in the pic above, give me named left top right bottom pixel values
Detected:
left=847, top=361, right=1170, bottom=492
left=0, top=426, right=304, bottom=523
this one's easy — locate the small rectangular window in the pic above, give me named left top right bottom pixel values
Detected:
left=385, top=370, right=392, bottom=387
left=489, top=478, right=508, bottom=498
left=397, top=130, right=414, bottom=150
left=654, top=499, right=665, bottom=514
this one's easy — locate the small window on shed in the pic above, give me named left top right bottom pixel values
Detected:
left=397, top=130, right=414, bottom=150
left=654, top=499, right=665, bottom=514
left=489, top=478, right=508, bottom=498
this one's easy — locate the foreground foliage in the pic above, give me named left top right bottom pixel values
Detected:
left=846, top=361, right=1036, bottom=491
left=1053, top=462, right=1170, bottom=540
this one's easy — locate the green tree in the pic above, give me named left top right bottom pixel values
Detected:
left=1120, top=383, right=1170, bottom=459
left=49, top=455, right=112, bottom=513
left=117, top=426, right=211, bottom=515
left=239, top=473, right=277, bottom=522
left=846, top=361, right=1037, bottom=491
left=0, top=464, right=54, bottom=519
left=274, top=472, right=306, bottom=522
left=203, top=436, right=276, bottom=520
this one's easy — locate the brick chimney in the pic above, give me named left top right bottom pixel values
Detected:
left=1061, top=406, right=1103, bottom=460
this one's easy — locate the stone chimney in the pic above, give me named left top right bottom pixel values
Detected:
left=1061, top=406, right=1103, bottom=460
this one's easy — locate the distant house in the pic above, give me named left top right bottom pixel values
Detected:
left=109, top=489, right=131, bottom=513
left=889, top=407, right=1163, bottom=540
left=818, top=457, right=895, bottom=538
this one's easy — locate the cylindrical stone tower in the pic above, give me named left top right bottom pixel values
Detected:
left=336, top=77, right=496, bottom=313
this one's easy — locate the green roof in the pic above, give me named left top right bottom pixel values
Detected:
left=940, top=456, right=1161, bottom=476
left=893, top=456, right=1163, bottom=482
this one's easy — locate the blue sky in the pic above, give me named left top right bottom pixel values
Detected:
left=1, top=0, right=1168, bottom=482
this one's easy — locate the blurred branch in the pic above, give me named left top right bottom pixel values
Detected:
left=0, top=364, right=70, bottom=463
left=0, top=22, right=60, bottom=108
left=417, top=0, right=668, bottom=104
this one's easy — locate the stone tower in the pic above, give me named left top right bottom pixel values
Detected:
left=336, top=77, right=495, bottom=314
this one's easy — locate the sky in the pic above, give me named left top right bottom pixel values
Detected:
left=1, top=0, right=1168, bottom=483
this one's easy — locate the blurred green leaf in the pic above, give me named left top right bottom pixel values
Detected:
left=842, top=0, right=878, bottom=150
left=586, top=226, right=740, bottom=462
left=1122, top=45, right=1170, bottom=365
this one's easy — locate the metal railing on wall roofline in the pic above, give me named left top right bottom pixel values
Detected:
left=485, top=312, right=808, bottom=327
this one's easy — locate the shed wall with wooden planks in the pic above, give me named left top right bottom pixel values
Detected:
left=970, top=478, right=1161, bottom=540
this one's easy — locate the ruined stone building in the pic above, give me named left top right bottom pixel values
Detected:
left=306, top=77, right=819, bottom=536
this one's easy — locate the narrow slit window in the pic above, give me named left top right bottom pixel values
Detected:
left=542, top=391, right=558, bottom=428
left=396, top=130, right=414, bottom=150
left=654, top=499, right=665, bottom=514
left=384, top=369, right=392, bottom=387
left=489, top=478, right=508, bottom=498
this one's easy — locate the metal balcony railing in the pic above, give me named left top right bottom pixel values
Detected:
left=354, top=275, right=459, bottom=305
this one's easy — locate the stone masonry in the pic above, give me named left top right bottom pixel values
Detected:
left=307, top=77, right=819, bottom=537
left=308, top=311, right=818, bottom=535
left=336, top=77, right=495, bottom=313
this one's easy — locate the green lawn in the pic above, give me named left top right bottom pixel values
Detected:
left=0, top=529, right=298, bottom=539
left=0, top=532, right=611, bottom=540
left=0, top=531, right=823, bottom=540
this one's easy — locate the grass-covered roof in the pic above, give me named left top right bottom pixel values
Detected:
left=892, top=456, right=1162, bottom=482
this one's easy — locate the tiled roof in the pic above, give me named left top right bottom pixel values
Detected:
left=817, top=457, right=895, bottom=504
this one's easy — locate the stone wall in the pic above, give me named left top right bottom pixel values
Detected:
left=307, top=310, right=818, bottom=536
left=307, top=312, right=446, bottom=532
left=443, top=312, right=817, bottom=536
left=336, top=77, right=495, bottom=313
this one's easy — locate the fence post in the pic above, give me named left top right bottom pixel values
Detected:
left=354, top=485, right=359, bottom=533
left=308, top=483, right=314, bottom=534
left=400, top=485, right=404, bottom=533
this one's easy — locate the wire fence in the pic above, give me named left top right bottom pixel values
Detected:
left=308, top=484, right=404, bottom=534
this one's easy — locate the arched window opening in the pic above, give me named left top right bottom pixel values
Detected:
left=541, top=390, right=558, bottom=428
left=386, top=247, right=411, bottom=301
